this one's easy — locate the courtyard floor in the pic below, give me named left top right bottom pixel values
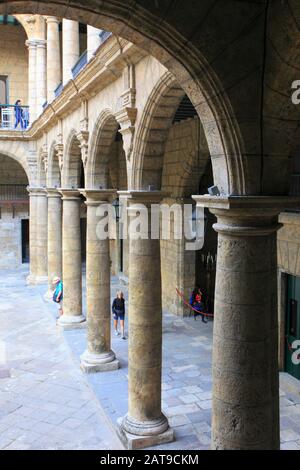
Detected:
left=0, top=267, right=300, bottom=450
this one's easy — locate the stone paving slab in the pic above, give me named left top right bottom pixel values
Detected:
left=0, top=268, right=122, bottom=450
left=1, top=267, right=300, bottom=450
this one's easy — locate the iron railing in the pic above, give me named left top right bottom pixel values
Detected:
left=54, top=82, right=63, bottom=98
left=72, top=50, right=88, bottom=79
left=0, top=105, right=30, bottom=130
left=100, top=31, right=112, bottom=43
left=0, top=184, right=29, bottom=201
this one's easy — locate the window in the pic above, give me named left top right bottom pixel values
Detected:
left=0, top=76, right=8, bottom=104
left=0, top=15, right=20, bottom=25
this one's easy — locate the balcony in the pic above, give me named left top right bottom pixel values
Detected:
left=0, top=105, right=30, bottom=131
left=0, top=184, right=29, bottom=203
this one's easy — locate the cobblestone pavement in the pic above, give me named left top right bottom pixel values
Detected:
left=0, top=268, right=122, bottom=450
left=1, top=267, right=300, bottom=450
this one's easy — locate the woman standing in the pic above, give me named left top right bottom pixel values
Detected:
left=112, top=291, right=126, bottom=339
left=14, top=100, right=24, bottom=129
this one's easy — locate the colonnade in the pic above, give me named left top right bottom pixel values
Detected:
left=26, top=186, right=283, bottom=449
left=25, top=18, right=102, bottom=122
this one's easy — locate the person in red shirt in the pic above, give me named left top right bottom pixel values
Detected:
left=189, top=287, right=207, bottom=323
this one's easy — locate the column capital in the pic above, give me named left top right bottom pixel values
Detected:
left=58, top=189, right=81, bottom=200
left=46, top=188, right=62, bottom=198
left=26, top=39, right=38, bottom=49
left=26, top=38, right=47, bottom=49
left=192, top=195, right=300, bottom=214
left=80, top=189, right=116, bottom=205
left=118, top=190, right=170, bottom=206
left=27, top=187, right=47, bottom=197
left=46, top=16, right=60, bottom=25
left=193, top=195, right=300, bottom=237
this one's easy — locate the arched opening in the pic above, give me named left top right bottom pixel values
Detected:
left=47, top=143, right=61, bottom=188
left=0, top=153, right=29, bottom=268
left=63, top=133, right=85, bottom=189
left=134, top=73, right=217, bottom=317
left=88, top=111, right=128, bottom=277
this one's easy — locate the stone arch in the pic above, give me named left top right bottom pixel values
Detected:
left=132, top=72, right=186, bottom=190
left=133, top=72, right=211, bottom=195
left=0, top=140, right=32, bottom=184
left=1, top=0, right=252, bottom=195
left=87, top=109, right=125, bottom=189
left=47, top=141, right=61, bottom=188
left=63, top=130, right=84, bottom=188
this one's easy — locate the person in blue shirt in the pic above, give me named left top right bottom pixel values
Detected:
left=14, top=100, right=25, bottom=130
left=53, top=276, right=63, bottom=318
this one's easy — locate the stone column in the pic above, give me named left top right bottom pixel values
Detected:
left=46, top=17, right=61, bottom=102
left=87, top=26, right=102, bottom=61
left=26, top=40, right=37, bottom=124
left=62, top=19, right=80, bottom=84
left=192, top=195, right=300, bottom=450
left=36, top=189, right=48, bottom=281
left=27, top=188, right=48, bottom=284
left=58, top=190, right=85, bottom=328
left=117, top=191, right=174, bottom=450
left=36, top=39, right=47, bottom=115
left=27, top=188, right=38, bottom=284
left=45, top=189, right=62, bottom=298
left=80, top=190, right=119, bottom=372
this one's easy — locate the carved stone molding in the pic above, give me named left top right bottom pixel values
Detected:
left=77, top=130, right=89, bottom=167
left=54, top=143, right=64, bottom=172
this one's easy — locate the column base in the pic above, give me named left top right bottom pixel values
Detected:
left=57, top=314, right=86, bottom=330
left=80, top=350, right=120, bottom=373
left=44, top=287, right=54, bottom=301
left=27, top=274, right=48, bottom=285
left=116, top=417, right=175, bottom=450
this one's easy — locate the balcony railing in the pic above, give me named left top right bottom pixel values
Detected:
left=72, top=50, right=88, bottom=79
left=0, top=184, right=29, bottom=202
left=0, top=105, right=30, bottom=131
left=54, top=82, right=63, bottom=98
left=100, top=31, right=112, bottom=43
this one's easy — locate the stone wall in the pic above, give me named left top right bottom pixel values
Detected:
left=0, top=24, right=28, bottom=105
left=0, top=154, right=28, bottom=183
left=0, top=206, right=29, bottom=269
left=0, top=155, right=29, bottom=269
left=160, top=118, right=207, bottom=316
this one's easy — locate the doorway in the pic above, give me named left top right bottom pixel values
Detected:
left=21, top=219, right=29, bottom=263
left=285, top=274, right=300, bottom=380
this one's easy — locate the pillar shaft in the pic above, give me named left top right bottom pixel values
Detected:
left=36, top=190, right=48, bottom=279
left=118, top=191, right=172, bottom=440
left=27, top=188, right=48, bottom=284
left=193, top=195, right=288, bottom=450
left=47, top=189, right=62, bottom=293
left=58, top=190, right=84, bottom=326
left=46, top=17, right=61, bottom=102
left=62, top=19, right=80, bottom=84
left=36, top=40, right=47, bottom=114
left=87, top=26, right=102, bottom=61
left=80, top=190, right=119, bottom=371
left=27, top=189, right=38, bottom=280
left=26, top=40, right=37, bottom=123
